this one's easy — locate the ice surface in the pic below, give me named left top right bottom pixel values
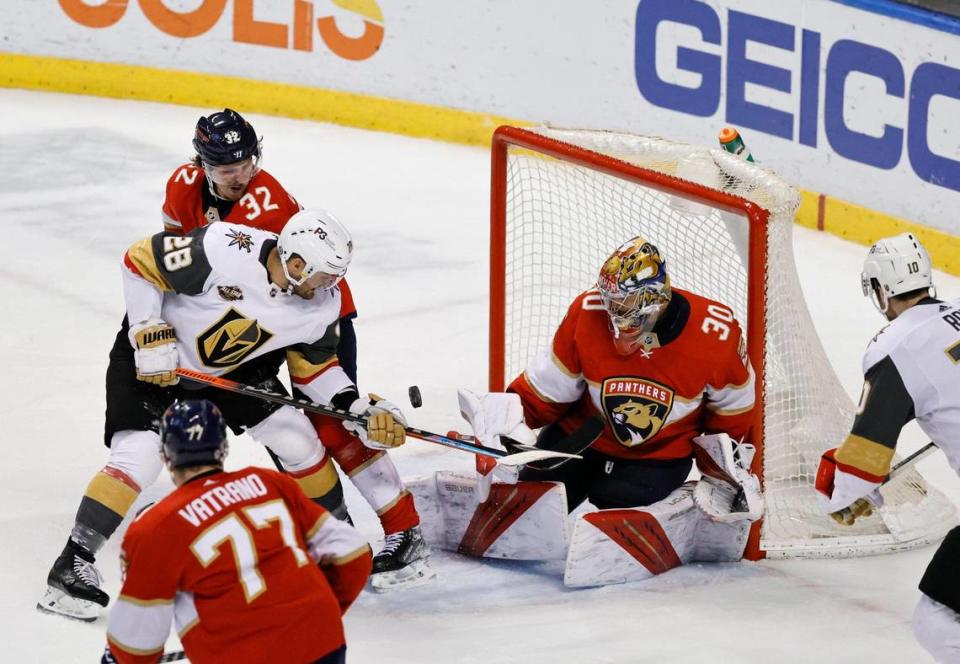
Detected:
left=1, top=89, right=958, bottom=663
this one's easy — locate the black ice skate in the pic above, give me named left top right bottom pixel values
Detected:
left=370, top=526, right=437, bottom=592
left=37, top=539, right=110, bottom=622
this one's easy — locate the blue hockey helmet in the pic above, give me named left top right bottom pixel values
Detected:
left=192, top=108, right=261, bottom=167
left=160, top=400, right=228, bottom=469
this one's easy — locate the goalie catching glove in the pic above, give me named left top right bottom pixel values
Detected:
left=128, top=319, right=178, bottom=386
left=691, top=433, right=763, bottom=523
left=815, top=447, right=884, bottom=526
left=344, top=393, right=407, bottom=450
left=457, top=389, right=537, bottom=502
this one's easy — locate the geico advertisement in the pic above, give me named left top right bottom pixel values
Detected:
left=632, top=0, right=960, bottom=232
left=5, top=0, right=960, bottom=232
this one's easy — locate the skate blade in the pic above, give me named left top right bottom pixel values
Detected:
left=36, top=586, right=101, bottom=622
left=369, top=558, right=438, bottom=592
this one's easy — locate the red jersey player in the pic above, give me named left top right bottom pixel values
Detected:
left=161, top=109, right=431, bottom=590
left=104, top=400, right=371, bottom=664
left=509, top=236, right=757, bottom=509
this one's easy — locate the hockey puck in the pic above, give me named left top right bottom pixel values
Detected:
left=408, top=385, right=423, bottom=408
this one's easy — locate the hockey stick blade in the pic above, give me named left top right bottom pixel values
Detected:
left=159, top=650, right=185, bottom=662
left=496, top=449, right=583, bottom=467
left=501, top=416, right=605, bottom=471
left=175, top=369, right=582, bottom=466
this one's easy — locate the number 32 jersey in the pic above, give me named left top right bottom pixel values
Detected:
left=123, top=222, right=353, bottom=398
left=161, top=163, right=300, bottom=235
left=509, top=289, right=756, bottom=461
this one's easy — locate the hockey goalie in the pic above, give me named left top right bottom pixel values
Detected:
left=409, top=236, right=764, bottom=587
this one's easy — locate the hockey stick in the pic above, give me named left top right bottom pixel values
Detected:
left=160, top=651, right=186, bottom=662
left=175, top=368, right=589, bottom=467
left=827, top=442, right=939, bottom=525
left=884, top=441, right=938, bottom=485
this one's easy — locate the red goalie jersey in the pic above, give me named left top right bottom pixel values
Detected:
left=509, top=288, right=756, bottom=461
left=106, top=468, right=372, bottom=664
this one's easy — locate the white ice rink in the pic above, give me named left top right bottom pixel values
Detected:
left=2, top=89, right=959, bottom=663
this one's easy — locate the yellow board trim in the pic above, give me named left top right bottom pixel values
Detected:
left=0, top=52, right=521, bottom=147
left=2, top=52, right=957, bottom=274
left=797, top=188, right=959, bottom=276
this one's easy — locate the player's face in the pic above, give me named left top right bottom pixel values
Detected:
left=286, top=257, right=343, bottom=300
left=205, top=157, right=258, bottom=201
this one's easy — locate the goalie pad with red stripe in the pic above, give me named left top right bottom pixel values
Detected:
left=563, top=483, right=751, bottom=588
left=404, top=472, right=569, bottom=560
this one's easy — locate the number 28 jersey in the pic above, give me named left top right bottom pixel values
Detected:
left=123, top=222, right=354, bottom=400
left=509, top=288, right=756, bottom=461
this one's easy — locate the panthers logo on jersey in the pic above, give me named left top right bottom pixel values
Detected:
left=602, top=377, right=674, bottom=447
left=196, top=307, right=274, bottom=368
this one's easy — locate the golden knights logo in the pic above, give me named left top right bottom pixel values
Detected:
left=602, top=377, right=674, bottom=447
left=196, top=307, right=273, bottom=368
left=226, top=228, right=254, bottom=253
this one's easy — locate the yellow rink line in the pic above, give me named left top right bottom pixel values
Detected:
left=3, top=52, right=957, bottom=275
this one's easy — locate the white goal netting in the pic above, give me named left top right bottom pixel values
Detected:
left=492, top=126, right=957, bottom=558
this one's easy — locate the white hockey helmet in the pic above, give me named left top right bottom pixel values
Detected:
left=278, top=209, right=353, bottom=291
left=861, top=233, right=934, bottom=314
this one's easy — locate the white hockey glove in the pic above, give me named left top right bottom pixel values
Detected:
left=344, top=393, right=407, bottom=450
left=128, top=319, right=179, bottom=387
left=815, top=448, right=884, bottom=525
left=692, top=433, right=764, bottom=523
left=458, top=389, right=536, bottom=501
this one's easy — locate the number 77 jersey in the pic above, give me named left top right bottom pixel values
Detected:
left=509, top=288, right=757, bottom=462
left=106, top=467, right=372, bottom=664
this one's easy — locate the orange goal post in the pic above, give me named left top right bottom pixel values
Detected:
left=488, top=125, right=956, bottom=559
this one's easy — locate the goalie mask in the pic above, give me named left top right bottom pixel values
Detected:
left=861, top=233, right=935, bottom=317
left=278, top=209, right=353, bottom=294
left=597, top=237, right=672, bottom=355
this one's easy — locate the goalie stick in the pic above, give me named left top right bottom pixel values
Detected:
left=175, top=368, right=596, bottom=467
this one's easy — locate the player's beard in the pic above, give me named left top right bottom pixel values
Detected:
left=293, top=283, right=316, bottom=300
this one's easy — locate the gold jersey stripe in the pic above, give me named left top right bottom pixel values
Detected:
left=835, top=434, right=896, bottom=477
left=287, top=350, right=338, bottom=382
left=292, top=461, right=341, bottom=500
left=306, top=513, right=330, bottom=541
left=126, top=238, right=173, bottom=291
left=328, top=544, right=373, bottom=567
left=85, top=470, right=139, bottom=516
left=107, top=637, right=164, bottom=658
left=115, top=594, right=174, bottom=607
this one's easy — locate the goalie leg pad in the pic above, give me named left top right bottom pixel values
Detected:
left=564, top=484, right=697, bottom=588
left=564, top=482, right=752, bottom=588
left=405, top=472, right=569, bottom=560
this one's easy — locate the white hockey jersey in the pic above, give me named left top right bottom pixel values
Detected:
left=834, top=298, right=960, bottom=480
left=122, top=222, right=353, bottom=403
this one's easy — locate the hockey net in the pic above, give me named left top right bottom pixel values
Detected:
left=489, top=125, right=957, bottom=559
